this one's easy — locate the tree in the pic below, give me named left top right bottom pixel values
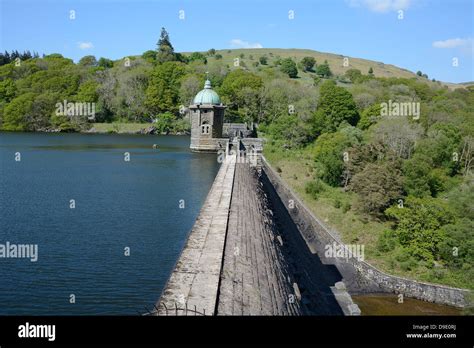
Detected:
left=45, top=53, right=64, bottom=59
left=350, top=163, right=403, bottom=217
left=439, top=218, right=474, bottom=268
left=98, top=57, right=113, bottom=68
left=142, top=50, right=156, bottom=63
left=0, top=51, right=10, bottom=66
left=373, top=118, right=423, bottom=159
left=358, top=103, right=381, bottom=130
left=259, top=56, right=268, bottom=65
left=368, top=67, right=374, bottom=75
left=416, top=70, right=423, bottom=76
left=0, top=50, right=40, bottom=66
left=315, top=60, right=332, bottom=77
left=415, top=123, right=462, bottom=175
left=179, top=74, right=202, bottom=105
left=344, top=68, right=372, bottom=84
left=385, top=196, right=455, bottom=261
left=342, top=141, right=387, bottom=186
left=75, top=80, right=99, bottom=102
left=280, top=58, right=298, bottom=78
left=219, top=69, right=263, bottom=122
left=0, top=78, right=17, bottom=102
left=145, top=61, right=186, bottom=115
left=345, top=68, right=362, bottom=82
left=78, top=55, right=97, bottom=67
left=114, top=63, right=151, bottom=121
left=301, top=56, right=316, bottom=72
left=313, top=80, right=359, bottom=134
left=215, top=54, right=223, bottom=60
left=259, top=78, right=318, bottom=125
left=29, top=92, right=62, bottom=130
left=313, top=131, right=356, bottom=186
left=266, top=113, right=312, bottom=148
left=460, top=136, right=474, bottom=176
left=403, top=154, right=433, bottom=197
left=156, top=27, right=176, bottom=63
left=154, top=112, right=176, bottom=133
left=188, top=52, right=207, bottom=64
left=3, top=92, right=36, bottom=131
left=207, top=48, right=216, bottom=56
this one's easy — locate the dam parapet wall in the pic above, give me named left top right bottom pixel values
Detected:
left=155, top=154, right=236, bottom=315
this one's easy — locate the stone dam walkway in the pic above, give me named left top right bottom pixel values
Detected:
left=155, top=157, right=348, bottom=315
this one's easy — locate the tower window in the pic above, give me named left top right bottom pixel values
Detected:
left=201, top=124, right=211, bottom=134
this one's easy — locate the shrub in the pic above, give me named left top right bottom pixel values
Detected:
left=377, top=230, right=398, bottom=252
left=342, top=202, right=351, bottom=213
left=350, top=163, right=403, bottom=217
left=385, top=196, right=455, bottom=262
left=280, top=58, right=298, bottom=78
left=305, top=179, right=325, bottom=199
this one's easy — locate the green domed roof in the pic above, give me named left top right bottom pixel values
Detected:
left=193, top=79, right=221, bottom=105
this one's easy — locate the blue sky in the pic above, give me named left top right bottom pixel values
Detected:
left=1, top=0, right=473, bottom=83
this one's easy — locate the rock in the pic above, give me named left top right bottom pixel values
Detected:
left=140, top=126, right=157, bottom=135
left=37, top=127, right=61, bottom=133
left=348, top=304, right=361, bottom=315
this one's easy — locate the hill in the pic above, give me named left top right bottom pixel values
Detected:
left=187, top=48, right=457, bottom=88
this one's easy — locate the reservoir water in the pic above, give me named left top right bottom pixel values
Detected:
left=0, top=132, right=219, bottom=315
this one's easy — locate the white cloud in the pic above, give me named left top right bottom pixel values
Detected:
left=432, top=38, right=472, bottom=49
left=347, top=0, right=413, bottom=13
left=229, top=39, right=263, bottom=49
left=77, top=41, right=94, bottom=50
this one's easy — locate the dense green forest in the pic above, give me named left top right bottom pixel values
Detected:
left=1, top=28, right=473, bottom=289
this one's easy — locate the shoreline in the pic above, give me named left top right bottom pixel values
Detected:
left=0, top=126, right=191, bottom=136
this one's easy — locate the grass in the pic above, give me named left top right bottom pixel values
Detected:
left=90, top=122, right=151, bottom=133
left=263, top=138, right=472, bottom=290
left=188, top=48, right=459, bottom=88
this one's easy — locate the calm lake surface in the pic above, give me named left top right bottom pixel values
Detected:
left=0, top=132, right=219, bottom=315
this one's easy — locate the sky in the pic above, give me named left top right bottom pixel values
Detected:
left=1, top=0, right=473, bottom=83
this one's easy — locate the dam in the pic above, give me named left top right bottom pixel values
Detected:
left=152, top=79, right=469, bottom=316
left=154, top=151, right=356, bottom=315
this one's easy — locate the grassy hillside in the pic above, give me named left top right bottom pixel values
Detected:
left=188, top=48, right=456, bottom=88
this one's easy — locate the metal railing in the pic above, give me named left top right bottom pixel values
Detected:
left=142, top=303, right=207, bottom=316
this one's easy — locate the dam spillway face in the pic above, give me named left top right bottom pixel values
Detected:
left=156, top=157, right=355, bottom=316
